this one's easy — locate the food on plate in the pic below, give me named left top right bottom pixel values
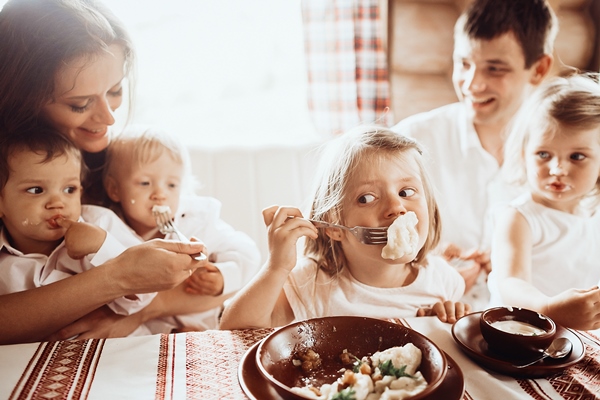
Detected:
left=152, top=204, right=171, bottom=214
left=381, top=212, right=419, bottom=260
left=291, top=343, right=428, bottom=400
left=293, top=349, right=322, bottom=373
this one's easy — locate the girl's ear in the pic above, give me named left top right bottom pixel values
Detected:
left=104, top=176, right=121, bottom=203
left=325, top=228, right=343, bottom=241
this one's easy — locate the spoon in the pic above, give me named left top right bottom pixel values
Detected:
left=514, top=337, right=573, bottom=368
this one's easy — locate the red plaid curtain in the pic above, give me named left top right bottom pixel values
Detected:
left=301, top=0, right=391, bottom=136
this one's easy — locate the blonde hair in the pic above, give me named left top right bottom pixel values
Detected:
left=103, top=126, right=195, bottom=195
left=504, top=73, right=600, bottom=200
left=304, top=126, right=442, bottom=276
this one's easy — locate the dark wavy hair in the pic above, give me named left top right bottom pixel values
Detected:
left=0, top=0, right=135, bottom=132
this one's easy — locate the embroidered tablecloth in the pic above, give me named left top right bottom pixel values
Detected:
left=0, top=318, right=598, bottom=400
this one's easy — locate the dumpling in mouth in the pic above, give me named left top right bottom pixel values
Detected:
left=152, top=205, right=171, bottom=214
left=381, top=211, right=419, bottom=260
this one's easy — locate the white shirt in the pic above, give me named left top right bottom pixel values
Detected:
left=284, top=256, right=465, bottom=321
left=392, top=103, right=522, bottom=310
left=488, top=193, right=600, bottom=306
left=0, top=205, right=154, bottom=316
left=145, top=195, right=261, bottom=332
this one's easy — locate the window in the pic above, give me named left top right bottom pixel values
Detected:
left=108, top=0, right=320, bottom=148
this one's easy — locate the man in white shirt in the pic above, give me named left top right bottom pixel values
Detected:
left=392, top=0, right=557, bottom=310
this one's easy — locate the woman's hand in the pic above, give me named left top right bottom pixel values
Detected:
left=417, top=300, right=471, bottom=324
left=105, top=239, right=208, bottom=295
left=45, top=305, right=144, bottom=340
left=262, top=205, right=318, bottom=273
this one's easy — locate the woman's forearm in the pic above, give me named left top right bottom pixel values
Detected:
left=0, top=267, right=124, bottom=344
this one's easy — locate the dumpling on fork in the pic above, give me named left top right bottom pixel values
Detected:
left=152, top=204, right=171, bottom=214
left=381, top=211, right=419, bottom=260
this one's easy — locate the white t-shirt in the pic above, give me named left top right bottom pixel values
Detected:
left=283, top=256, right=465, bottom=321
left=488, top=193, right=600, bottom=306
left=392, top=103, right=522, bottom=310
left=0, top=205, right=154, bottom=317
left=144, top=195, right=261, bottom=333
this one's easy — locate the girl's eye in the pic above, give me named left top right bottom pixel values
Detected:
left=399, top=188, right=416, bottom=197
left=26, top=187, right=43, bottom=194
left=358, top=194, right=375, bottom=204
left=168, top=183, right=178, bottom=189
left=536, top=151, right=550, bottom=160
left=108, top=86, right=123, bottom=98
left=70, top=102, right=91, bottom=113
left=570, top=153, right=586, bottom=161
left=139, top=181, right=150, bottom=187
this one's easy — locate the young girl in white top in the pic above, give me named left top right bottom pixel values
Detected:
left=488, top=74, right=600, bottom=331
left=103, top=126, right=261, bottom=332
left=220, top=127, right=469, bottom=330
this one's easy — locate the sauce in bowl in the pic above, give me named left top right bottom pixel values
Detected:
left=490, top=320, right=546, bottom=336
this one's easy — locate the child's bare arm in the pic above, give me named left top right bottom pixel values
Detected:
left=57, top=218, right=106, bottom=259
left=219, top=205, right=318, bottom=329
left=491, top=208, right=541, bottom=304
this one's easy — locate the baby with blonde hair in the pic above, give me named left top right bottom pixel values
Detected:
left=104, top=126, right=261, bottom=332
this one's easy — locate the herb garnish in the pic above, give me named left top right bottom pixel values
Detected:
left=331, top=387, right=356, bottom=400
left=378, top=360, right=416, bottom=379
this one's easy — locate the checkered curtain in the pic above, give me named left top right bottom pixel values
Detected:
left=301, top=0, right=392, bottom=136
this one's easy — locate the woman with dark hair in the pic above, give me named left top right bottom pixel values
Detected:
left=0, top=0, right=217, bottom=344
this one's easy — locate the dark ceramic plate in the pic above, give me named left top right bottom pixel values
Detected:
left=256, top=316, right=448, bottom=400
left=238, top=339, right=465, bottom=400
left=452, top=312, right=585, bottom=378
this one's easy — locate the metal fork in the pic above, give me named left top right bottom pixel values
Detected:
left=308, top=219, right=388, bottom=245
left=153, top=208, right=207, bottom=261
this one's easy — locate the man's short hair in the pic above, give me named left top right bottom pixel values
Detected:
left=456, top=0, right=558, bottom=68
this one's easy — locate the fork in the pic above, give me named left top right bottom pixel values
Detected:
left=300, top=218, right=388, bottom=245
left=153, top=208, right=207, bottom=261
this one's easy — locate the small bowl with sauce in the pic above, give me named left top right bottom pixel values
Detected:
left=480, top=307, right=556, bottom=360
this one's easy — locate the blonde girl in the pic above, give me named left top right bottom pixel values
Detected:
left=489, top=74, right=600, bottom=331
left=220, top=127, right=469, bottom=329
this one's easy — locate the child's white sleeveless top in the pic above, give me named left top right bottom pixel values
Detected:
left=488, top=193, right=600, bottom=305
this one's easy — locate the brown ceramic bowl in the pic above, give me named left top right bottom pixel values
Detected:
left=480, top=307, right=556, bottom=360
left=256, top=316, right=447, bottom=400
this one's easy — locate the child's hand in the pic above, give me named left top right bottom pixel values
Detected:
left=544, top=287, right=600, bottom=331
left=443, top=243, right=491, bottom=291
left=56, top=218, right=106, bottom=259
left=262, top=205, right=318, bottom=273
left=184, top=263, right=224, bottom=296
left=417, top=300, right=471, bottom=324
